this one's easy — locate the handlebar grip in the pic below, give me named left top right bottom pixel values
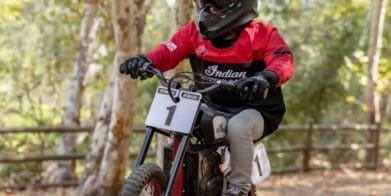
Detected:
left=119, top=63, right=127, bottom=74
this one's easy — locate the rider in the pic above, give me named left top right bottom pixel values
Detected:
left=120, top=0, right=295, bottom=195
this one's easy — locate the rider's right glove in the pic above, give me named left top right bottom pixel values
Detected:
left=119, top=54, right=153, bottom=79
left=234, top=70, right=279, bottom=102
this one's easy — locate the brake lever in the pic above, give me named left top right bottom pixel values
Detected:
left=263, top=88, right=269, bottom=99
left=139, top=62, right=154, bottom=80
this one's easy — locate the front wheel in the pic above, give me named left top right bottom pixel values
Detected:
left=122, top=163, right=166, bottom=196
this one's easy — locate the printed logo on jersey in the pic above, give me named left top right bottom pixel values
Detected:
left=204, top=65, right=247, bottom=79
left=195, top=45, right=207, bottom=56
left=164, top=41, right=177, bottom=52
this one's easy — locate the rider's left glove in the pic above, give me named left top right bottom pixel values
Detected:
left=234, top=70, right=279, bottom=101
left=119, top=54, right=153, bottom=80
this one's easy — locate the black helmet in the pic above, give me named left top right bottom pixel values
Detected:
left=194, top=0, right=258, bottom=40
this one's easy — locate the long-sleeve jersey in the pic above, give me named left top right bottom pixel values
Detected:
left=146, top=20, right=295, bottom=138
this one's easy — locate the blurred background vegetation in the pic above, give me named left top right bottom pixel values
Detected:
left=0, top=0, right=390, bottom=186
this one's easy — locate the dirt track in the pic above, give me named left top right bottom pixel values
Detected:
left=1, top=169, right=390, bottom=196
left=257, top=169, right=391, bottom=196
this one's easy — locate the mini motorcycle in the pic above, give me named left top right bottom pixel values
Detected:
left=121, top=65, right=271, bottom=196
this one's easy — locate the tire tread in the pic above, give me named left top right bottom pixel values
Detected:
left=122, top=163, right=166, bottom=196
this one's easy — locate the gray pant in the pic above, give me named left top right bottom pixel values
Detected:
left=226, top=109, right=264, bottom=186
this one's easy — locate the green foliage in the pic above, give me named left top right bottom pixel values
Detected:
left=142, top=0, right=175, bottom=53
left=0, top=0, right=112, bottom=185
left=259, top=0, right=373, bottom=124
left=0, top=0, right=80, bottom=126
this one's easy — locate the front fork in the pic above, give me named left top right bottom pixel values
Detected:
left=134, top=127, right=190, bottom=196
left=134, top=127, right=155, bottom=168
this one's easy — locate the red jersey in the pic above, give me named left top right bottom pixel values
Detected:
left=146, top=20, right=295, bottom=137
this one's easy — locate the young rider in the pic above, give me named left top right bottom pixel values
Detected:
left=120, top=0, right=295, bottom=195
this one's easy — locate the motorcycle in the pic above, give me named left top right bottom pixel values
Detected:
left=121, top=65, right=271, bottom=196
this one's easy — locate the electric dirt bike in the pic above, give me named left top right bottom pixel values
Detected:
left=121, top=65, right=271, bottom=196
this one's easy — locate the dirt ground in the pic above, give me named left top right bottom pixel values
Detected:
left=257, top=169, right=391, bottom=196
left=1, top=169, right=390, bottom=196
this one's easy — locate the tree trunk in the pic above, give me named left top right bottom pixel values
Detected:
left=156, top=0, right=193, bottom=167
left=78, top=0, right=150, bottom=195
left=384, top=94, right=391, bottom=122
left=171, top=0, right=193, bottom=74
left=57, top=0, right=99, bottom=182
left=174, top=0, right=194, bottom=28
left=365, top=0, right=388, bottom=168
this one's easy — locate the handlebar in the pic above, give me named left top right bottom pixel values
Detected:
left=138, top=63, right=270, bottom=102
left=140, top=64, right=238, bottom=103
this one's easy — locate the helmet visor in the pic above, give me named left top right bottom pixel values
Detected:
left=194, top=0, right=237, bottom=14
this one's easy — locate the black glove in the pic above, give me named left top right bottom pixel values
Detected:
left=234, top=71, right=279, bottom=101
left=119, top=55, right=153, bottom=79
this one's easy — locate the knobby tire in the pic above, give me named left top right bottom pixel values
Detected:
left=121, top=163, right=166, bottom=196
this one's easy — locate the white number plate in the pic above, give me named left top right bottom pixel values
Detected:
left=251, top=142, right=271, bottom=184
left=218, top=142, right=271, bottom=184
left=145, top=87, right=202, bottom=134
